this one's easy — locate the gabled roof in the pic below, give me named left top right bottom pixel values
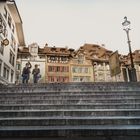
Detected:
left=76, top=43, right=113, bottom=61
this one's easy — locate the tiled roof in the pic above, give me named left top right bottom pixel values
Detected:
left=38, top=46, right=74, bottom=56
left=18, top=47, right=30, bottom=54
left=17, top=43, right=140, bottom=64
left=78, top=43, right=113, bottom=61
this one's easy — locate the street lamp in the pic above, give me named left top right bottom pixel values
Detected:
left=122, top=16, right=137, bottom=82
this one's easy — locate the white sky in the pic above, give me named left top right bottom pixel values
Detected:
left=15, top=0, right=140, bottom=55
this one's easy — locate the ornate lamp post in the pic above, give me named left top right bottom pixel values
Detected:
left=122, top=16, right=137, bottom=82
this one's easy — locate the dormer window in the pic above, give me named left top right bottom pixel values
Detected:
left=60, top=48, right=66, bottom=52
left=78, top=54, right=84, bottom=64
left=51, top=47, right=56, bottom=52
left=29, top=43, right=38, bottom=56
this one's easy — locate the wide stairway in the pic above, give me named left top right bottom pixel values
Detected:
left=0, top=82, right=140, bottom=140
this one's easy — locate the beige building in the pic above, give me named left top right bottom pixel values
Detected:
left=70, top=47, right=94, bottom=82
left=0, top=0, right=25, bottom=84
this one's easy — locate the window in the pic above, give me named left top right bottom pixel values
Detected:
left=8, top=15, right=12, bottom=28
left=78, top=54, right=84, bottom=64
left=6, top=69, right=9, bottom=80
left=72, top=67, right=76, bottom=73
left=3, top=67, right=6, bottom=78
left=3, top=64, right=10, bottom=80
left=0, top=36, right=4, bottom=55
left=48, top=66, right=69, bottom=72
left=56, top=66, right=60, bottom=72
left=16, top=63, right=20, bottom=70
left=61, top=56, right=67, bottom=61
left=50, top=56, right=55, bottom=61
left=12, top=24, right=14, bottom=33
left=9, top=50, right=15, bottom=66
left=48, top=76, right=55, bottom=82
left=48, top=66, right=52, bottom=72
left=0, top=13, right=7, bottom=37
left=84, top=68, right=88, bottom=73
left=11, top=34, right=16, bottom=51
left=11, top=70, right=14, bottom=82
left=72, top=67, right=89, bottom=74
left=0, top=60, right=2, bottom=76
left=4, top=7, right=8, bottom=19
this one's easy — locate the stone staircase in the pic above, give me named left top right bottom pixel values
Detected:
left=0, top=82, right=140, bottom=140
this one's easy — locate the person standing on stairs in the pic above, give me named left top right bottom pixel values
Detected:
left=22, top=61, right=32, bottom=84
left=32, top=64, right=41, bottom=83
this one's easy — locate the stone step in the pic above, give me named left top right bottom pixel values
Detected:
left=0, top=103, right=139, bottom=110
left=0, top=116, right=140, bottom=126
left=0, top=94, right=140, bottom=100
left=0, top=109, right=140, bottom=118
left=0, top=90, right=139, bottom=94
left=1, top=82, right=140, bottom=92
left=0, top=82, right=140, bottom=139
left=7, top=82, right=140, bottom=89
left=0, top=98, right=139, bottom=104
left=0, top=88, right=140, bottom=93
left=1, top=87, right=138, bottom=93
left=0, top=125, right=140, bottom=138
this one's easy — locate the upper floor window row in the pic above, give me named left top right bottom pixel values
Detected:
left=3, top=7, right=15, bottom=33
left=0, top=13, right=7, bottom=37
left=48, top=56, right=69, bottom=63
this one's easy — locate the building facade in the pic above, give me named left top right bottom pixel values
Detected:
left=80, top=44, right=124, bottom=82
left=128, top=50, right=140, bottom=81
left=17, top=43, right=140, bottom=83
left=70, top=47, right=94, bottom=82
left=0, top=0, right=25, bottom=84
left=44, top=45, right=73, bottom=83
left=17, top=44, right=74, bottom=83
left=17, top=43, right=46, bottom=83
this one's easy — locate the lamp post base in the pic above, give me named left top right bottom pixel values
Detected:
left=128, top=68, right=137, bottom=82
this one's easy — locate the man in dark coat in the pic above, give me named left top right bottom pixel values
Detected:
left=22, top=62, right=32, bottom=84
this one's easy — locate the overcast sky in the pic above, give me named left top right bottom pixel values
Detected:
left=15, top=0, right=140, bottom=55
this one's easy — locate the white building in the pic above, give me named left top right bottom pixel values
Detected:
left=17, top=43, right=46, bottom=84
left=0, top=0, right=25, bottom=84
